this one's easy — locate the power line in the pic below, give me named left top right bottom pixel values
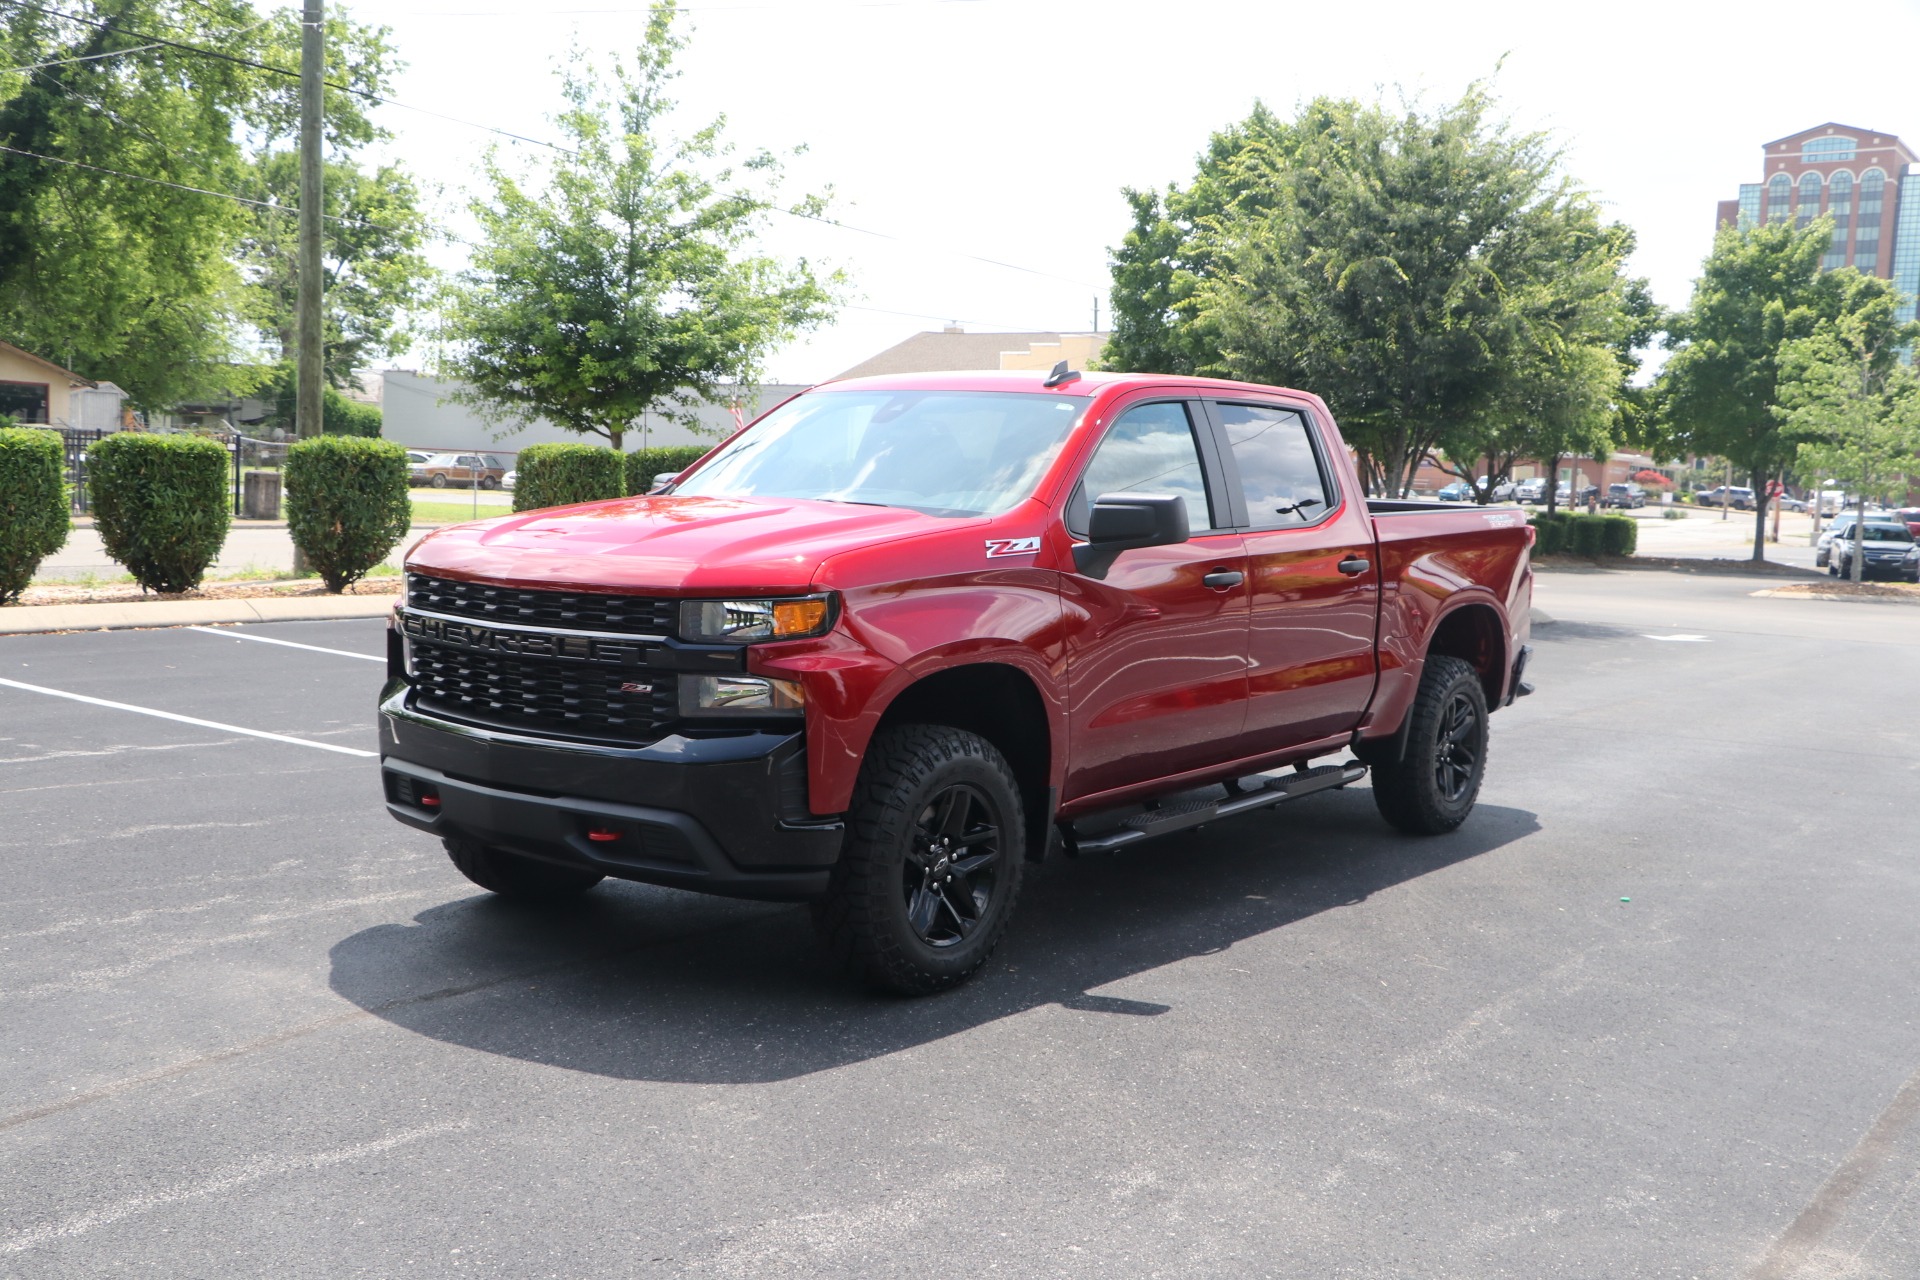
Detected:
left=0, top=142, right=391, bottom=230
left=0, top=38, right=167, bottom=74
left=1, top=0, right=1103, bottom=295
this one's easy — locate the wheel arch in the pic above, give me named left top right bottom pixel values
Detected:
left=1425, top=600, right=1508, bottom=709
left=871, top=661, right=1056, bottom=861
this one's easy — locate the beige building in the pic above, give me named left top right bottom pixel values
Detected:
left=832, top=328, right=1110, bottom=380
left=0, top=342, right=119, bottom=428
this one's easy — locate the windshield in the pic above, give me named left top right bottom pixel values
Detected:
left=671, top=390, right=1086, bottom=517
left=1862, top=526, right=1915, bottom=542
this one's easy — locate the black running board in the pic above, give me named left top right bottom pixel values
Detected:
left=1068, top=762, right=1368, bottom=856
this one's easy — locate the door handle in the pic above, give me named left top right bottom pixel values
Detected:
left=1337, top=557, right=1371, bottom=576
left=1201, top=569, right=1245, bottom=589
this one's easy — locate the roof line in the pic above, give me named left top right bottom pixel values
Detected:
left=0, top=340, right=95, bottom=387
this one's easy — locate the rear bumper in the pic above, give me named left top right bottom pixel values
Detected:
left=378, top=681, right=843, bottom=901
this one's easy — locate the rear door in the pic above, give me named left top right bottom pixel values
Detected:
left=1202, top=398, right=1378, bottom=753
left=1061, top=397, right=1249, bottom=802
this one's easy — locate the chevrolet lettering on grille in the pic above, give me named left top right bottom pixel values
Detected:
left=402, top=612, right=651, bottom=665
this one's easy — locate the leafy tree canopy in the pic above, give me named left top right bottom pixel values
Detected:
left=0, top=1, right=400, bottom=409
left=1104, top=83, right=1645, bottom=497
left=438, top=6, right=841, bottom=450
left=1658, top=219, right=1908, bottom=559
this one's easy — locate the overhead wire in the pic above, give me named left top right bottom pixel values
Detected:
left=0, top=0, right=1105, bottom=295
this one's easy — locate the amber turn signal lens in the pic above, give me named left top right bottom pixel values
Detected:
left=771, top=598, right=830, bottom=638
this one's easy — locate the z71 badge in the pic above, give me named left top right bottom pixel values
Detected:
left=984, top=536, right=1042, bottom=559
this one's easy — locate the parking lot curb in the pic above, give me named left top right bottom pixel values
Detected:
left=0, top=593, right=399, bottom=635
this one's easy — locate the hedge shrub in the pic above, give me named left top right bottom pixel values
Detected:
left=0, top=425, right=69, bottom=603
left=512, top=443, right=625, bottom=512
left=1528, top=511, right=1636, bottom=557
left=88, top=432, right=230, bottom=593
left=285, top=435, right=412, bottom=592
left=626, top=445, right=712, bottom=496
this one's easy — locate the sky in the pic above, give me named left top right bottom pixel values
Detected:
left=338, top=0, right=1920, bottom=385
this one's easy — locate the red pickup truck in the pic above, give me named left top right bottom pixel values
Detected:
left=380, top=369, right=1533, bottom=993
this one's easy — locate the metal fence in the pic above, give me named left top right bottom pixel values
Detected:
left=51, top=427, right=108, bottom=513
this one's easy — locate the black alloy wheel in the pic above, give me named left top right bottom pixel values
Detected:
left=902, top=784, right=1002, bottom=948
left=1433, top=689, right=1482, bottom=804
left=1370, top=653, right=1489, bottom=836
left=813, top=724, right=1025, bottom=995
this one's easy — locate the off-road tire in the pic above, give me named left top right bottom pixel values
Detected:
left=444, top=837, right=604, bottom=899
left=811, top=724, right=1025, bottom=995
left=1371, top=654, right=1489, bottom=836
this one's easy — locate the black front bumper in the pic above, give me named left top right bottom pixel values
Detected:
left=378, top=681, right=844, bottom=901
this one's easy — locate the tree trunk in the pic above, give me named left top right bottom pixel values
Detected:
left=1851, top=497, right=1865, bottom=582
left=1545, top=454, right=1561, bottom=515
left=608, top=426, right=624, bottom=451
left=1749, top=468, right=1767, bottom=562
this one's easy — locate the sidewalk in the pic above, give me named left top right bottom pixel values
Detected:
left=0, top=592, right=399, bottom=635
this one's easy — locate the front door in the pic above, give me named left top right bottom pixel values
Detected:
left=1061, top=399, right=1250, bottom=803
left=1206, top=399, right=1377, bottom=752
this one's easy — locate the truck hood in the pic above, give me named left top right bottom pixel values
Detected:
left=406, top=494, right=969, bottom=594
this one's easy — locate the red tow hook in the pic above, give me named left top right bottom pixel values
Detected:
left=586, top=826, right=621, bottom=843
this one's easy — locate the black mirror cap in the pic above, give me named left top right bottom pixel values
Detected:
left=1075, top=493, right=1191, bottom=577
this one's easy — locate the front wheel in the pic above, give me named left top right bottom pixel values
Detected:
left=1371, top=654, right=1489, bottom=836
left=430, top=473, right=449, bottom=489
left=811, top=724, right=1025, bottom=995
left=444, top=838, right=604, bottom=900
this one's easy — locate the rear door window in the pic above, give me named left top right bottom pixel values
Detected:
left=1213, top=402, right=1332, bottom=528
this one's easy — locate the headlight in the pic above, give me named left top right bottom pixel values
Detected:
left=680, top=675, right=805, bottom=716
left=678, top=595, right=833, bottom=644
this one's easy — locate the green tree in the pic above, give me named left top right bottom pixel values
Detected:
left=1659, top=220, right=1907, bottom=561
left=237, top=150, right=434, bottom=386
left=0, top=2, right=398, bottom=409
left=1778, top=308, right=1920, bottom=581
left=439, top=8, right=840, bottom=450
left=1101, top=102, right=1294, bottom=375
left=1117, top=83, right=1638, bottom=496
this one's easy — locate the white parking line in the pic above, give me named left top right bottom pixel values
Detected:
left=0, top=678, right=376, bottom=758
left=185, top=625, right=383, bottom=662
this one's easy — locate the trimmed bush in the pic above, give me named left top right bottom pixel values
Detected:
left=1598, top=514, right=1637, bottom=556
left=285, top=435, right=412, bottom=592
left=0, top=425, right=69, bottom=603
left=625, top=445, right=713, bottom=496
left=323, top=389, right=383, bottom=438
left=1528, top=511, right=1636, bottom=558
left=88, top=432, right=230, bottom=593
left=512, top=443, right=625, bottom=512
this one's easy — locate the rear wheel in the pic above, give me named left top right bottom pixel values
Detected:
left=443, top=838, right=604, bottom=900
left=1371, top=654, right=1489, bottom=836
left=430, top=473, right=448, bottom=489
left=812, top=724, right=1024, bottom=995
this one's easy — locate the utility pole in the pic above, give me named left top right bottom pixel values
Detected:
left=297, top=0, right=324, bottom=443
left=292, top=0, right=323, bottom=576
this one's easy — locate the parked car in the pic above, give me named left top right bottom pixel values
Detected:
left=503, top=468, right=517, bottom=493
left=1889, top=507, right=1920, bottom=536
left=380, top=369, right=1535, bottom=994
left=1903, top=540, right=1920, bottom=583
left=1815, top=512, right=1866, bottom=567
left=1513, top=477, right=1547, bottom=503
left=1829, top=522, right=1916, bottom=579
left=1475, top=476, right=1516, bottom=501
left=1436, top=481, right=1473, bottom=501
left=1604, top=483, right=1646, bottom=509
left=1694, top=485, right=1755, bottom=510
left=411, top=452, right=509, bottom=490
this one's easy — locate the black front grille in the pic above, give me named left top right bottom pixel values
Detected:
left=408, top=573, right=675, bottom=636
left=410, top=637, right=677, bottom=743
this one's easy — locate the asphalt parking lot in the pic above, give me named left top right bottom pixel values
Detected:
left=2, top=572, right=1917, bottom=1278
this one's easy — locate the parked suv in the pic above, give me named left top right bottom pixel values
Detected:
left=1604, top=483, right=1646, bottom=509
left=411, top=452, right=508, bottom=489
left=1694, top=485, right=1755, bottom=510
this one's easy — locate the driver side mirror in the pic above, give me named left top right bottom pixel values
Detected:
left=1074, top=493, right=1191, bottom=577
left=649, top=471, right=682, bottom=494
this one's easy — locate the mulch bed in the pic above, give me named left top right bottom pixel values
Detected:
left=1754, top=581, right=1920, bottom=604
left=6, top=578, right=401, bottom=608
left=1533, top=555, right=1822, bottom=577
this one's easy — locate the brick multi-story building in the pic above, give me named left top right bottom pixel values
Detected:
left=1715, top=123, right=1920, bottom=322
